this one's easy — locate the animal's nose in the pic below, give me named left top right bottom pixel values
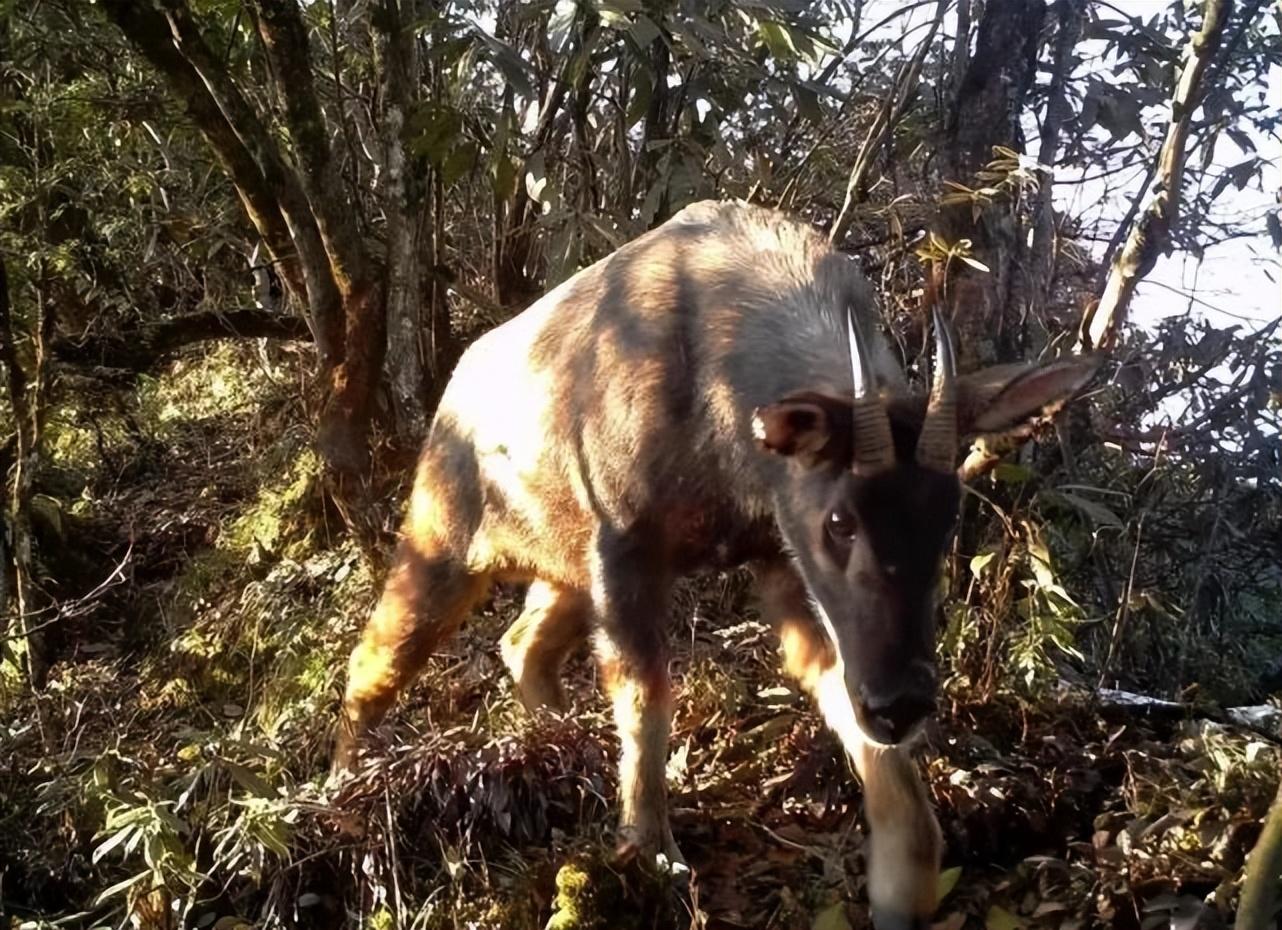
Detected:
left=859, top=661, right=937, bottom=745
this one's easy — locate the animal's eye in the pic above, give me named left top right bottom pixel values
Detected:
left=827, top=508, right=857, bottom=540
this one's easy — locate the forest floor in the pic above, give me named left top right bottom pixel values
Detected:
left=1, top=345, right=1278, bottom=930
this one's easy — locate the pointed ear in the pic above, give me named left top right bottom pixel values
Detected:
left=958, top=355, right=1101, bottom=439
left=752, top=393, right=852, bottom=467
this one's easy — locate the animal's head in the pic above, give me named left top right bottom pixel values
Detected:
left=753, top=308, right=1097, bottom=745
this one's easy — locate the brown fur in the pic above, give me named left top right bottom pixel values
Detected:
left=333, top=201, right=1096, bottom=929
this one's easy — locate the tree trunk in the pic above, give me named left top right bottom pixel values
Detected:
left=941, top=0, right=1047, bottom=367
left=156, top=0, right=344, bottom=370
left=107, top=0, right=391, bottom=485
left=377, top=0, right=429, bottom=440
left=493, top=43, right=573, bottom=309
left=948, top=0, right=971, bottom=108
left=941, top=0, right=1047, bottom=481
left=1079, top=0, right=1233, bottom=351
left=0, top=259, right=48, bottom=686
left=1029, top=0, right=1085, bottom=315
left=252, top=0, right=388, bottom=477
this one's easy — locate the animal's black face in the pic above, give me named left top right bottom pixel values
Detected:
left=780, top=462, right=960, bottom=744
left=751, top=305, right=1099, bottom=745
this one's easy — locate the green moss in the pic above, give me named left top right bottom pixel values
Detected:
left=544, top=855, right=638, bottom=930
left=367, top=905, right=394, bottom=930
left=135, top=344, right=270, bottom=429
left=223, top=446, right=320, bottom=554
left=546, top=861, right=595, bottom=930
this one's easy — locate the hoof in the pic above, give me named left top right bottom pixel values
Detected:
left=612, top=826, right=689, bottom=882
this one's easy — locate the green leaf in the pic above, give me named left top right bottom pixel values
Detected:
left=937, top=865, right=962, bottom=900
left=1029, top=553, right=1056, bottom=591
left=626, top=69, right=653, bottom=128
left=441, top=141, right=478, bottom=186
left=743, top=0, right=809, bottom=11
left=524, top=151, right=555, bottom=210
left=993, top=463, right=1033, bottom=484
left=627, top=14, right=661, bottom=50
left=812, top=901, right=852, bottom=930
left=669, top=19, right=709, bottom=58
left=985, top=905, right=1022, bottom=930
left=493, top=154, right=518, bottom=200
left=406, top=102, right=463, bottom=165
left=478, top=34, right=534, bottom=98
left=791, top=82, right=822, bottom=123
left=640, top=170, right=668, bottom=226
left=93, top=824, right=139, bottom=864
left=222, top=760, right=276, bottom=799
left=94, top=869, right=149, bottom=905
left=757, top=20, right=797, bottom=59
left=970, top=551, right=997, bottom=578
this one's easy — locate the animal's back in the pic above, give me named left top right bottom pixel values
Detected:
left=429, top=200, right=896, bottom=583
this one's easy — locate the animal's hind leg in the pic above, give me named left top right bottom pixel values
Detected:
left=332, top=469, right=489, bottom=775
left=500, top=580, right=592, bottom=712
left=758, top=560, right=941, bottom=930
left=333, top=545, right=486, bottom=774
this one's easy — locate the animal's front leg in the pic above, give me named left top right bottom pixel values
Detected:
left=760, top=561, right=940, bottom=929
left=847, top=737, right=942, bottom=930
left=591, top=527, right=682, bottom=867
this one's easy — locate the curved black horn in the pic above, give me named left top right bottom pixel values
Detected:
left=847, top=307, right=895, bottom=472
left=917, top=305, right=957, bottom=472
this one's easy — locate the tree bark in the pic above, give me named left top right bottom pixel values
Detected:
left=1079, top=0, right=1233, bottom=352
left=948, top=0, right=971, bottom=109
left=377, top=0, right=428, bottom=439
left=252, top=0, right=373, bottom=298
left=1029, top=0, right=1085, bottom=314
left=940, top=0, right=1048, bottom=486
left=941, top=0, right=1047, bottom=368
left=252, top=0, right=386, bottom=476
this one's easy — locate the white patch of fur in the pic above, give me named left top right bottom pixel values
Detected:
left=803, top=597, right=892, bottom=753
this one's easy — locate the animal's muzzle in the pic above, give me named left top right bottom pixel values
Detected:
left=857, top=660, right=937, bottom=745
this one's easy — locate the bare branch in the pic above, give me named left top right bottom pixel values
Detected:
left=830, top=0, right=948, bottom=244
left=51, top=308, right=313, bottom=371
left=1238, top=777, right=1282, bottom=930
left=1080, top=0, right=1234, bottom=351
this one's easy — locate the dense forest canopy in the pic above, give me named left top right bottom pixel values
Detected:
left=1, top=0, right=1280, bottom=927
